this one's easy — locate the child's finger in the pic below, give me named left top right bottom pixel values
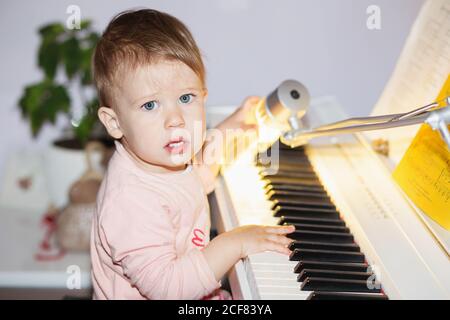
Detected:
left=266, top=234, right=293, bottom=246
left=264, top=225, right=295, bottom=234
left=262, top=240, right=292, bottom=255
left=243, top=96, right=260, bottom=106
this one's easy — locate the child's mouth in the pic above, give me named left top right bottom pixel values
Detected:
left=164, top=137, right=189, bottom=154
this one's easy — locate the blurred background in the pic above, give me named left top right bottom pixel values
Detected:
left=0, top=0, right=424, bottom=299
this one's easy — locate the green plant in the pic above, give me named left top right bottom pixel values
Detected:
left=19, top=20, right=101, bottom=144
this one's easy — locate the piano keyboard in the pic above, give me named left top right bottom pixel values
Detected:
left=210, top=98, right=450, bottom=300
left=245, top=141, right=388, bottom=300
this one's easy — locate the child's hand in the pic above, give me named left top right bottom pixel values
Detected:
left=229, top=224, right=295, bottom=258
left=203, top=224, right=295, bottom=281
left=221, top=96, right=261, bottom=132
left=235, top=96, right=260, bottom=130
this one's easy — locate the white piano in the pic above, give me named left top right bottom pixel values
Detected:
left=208, top=96, right=450, bottom=300
left=208, top=0, right=450, bottom=299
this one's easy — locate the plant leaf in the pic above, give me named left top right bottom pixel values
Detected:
left=18, top=80, right=70, bottom=136
left=38, top=40, right=60, bottom=80
left=38, top=23, right=65, bottom=40
left=74, top=98, right=99, bottom=143
left=61, top=36, right=82, bottom=79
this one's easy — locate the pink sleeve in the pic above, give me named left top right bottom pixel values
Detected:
left=100, top=185, right=220, bottom=299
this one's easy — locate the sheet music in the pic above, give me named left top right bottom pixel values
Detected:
left=368, top=0, right=450, bottom=165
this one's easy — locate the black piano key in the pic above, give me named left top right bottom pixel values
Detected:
left=257, top=152, right=311, bottom=164
left=289, top=230, right=354, bottom=243
left=271, top=200, right=335, bottom=211
left=262, top=176, right=323, bottom=187
left=294, top=260, right=369, bottom=274
left=273, top=205, right=340, bottom=219
left=257, top=161, right=315, bottom=173
left=288, top=240, right=360, bottom=252
left=269, top=193, right=332, bottom=205
left=301, top=277, right=382, bottom=293
left=286, top=223, right=350, bottom=234
left=260, top=165, right=316, bottom=174
left=260, top=169, right=317, bottom=178
left=267, top=192, right=334, bottom=207
left=307, top=291, right=388, bottom=300
left=279, top=141, right=302, bottom=150
left=279, top=216, right=346, bottom=226
left=298, top=269, right=374, bottom=282
left=289, top=249, right=365, bottom=263
left=266, top=183, right=326, bottom=193
left=270, top=198, right=335, bottom=210
left=277, top=149, right=310, bottom=158
left=267, top=189, right=330, bottom=200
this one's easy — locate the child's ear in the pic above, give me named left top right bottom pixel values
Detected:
left=97, top=106, right=123, bottom=139
left=202, top=88, right=208, bottom=103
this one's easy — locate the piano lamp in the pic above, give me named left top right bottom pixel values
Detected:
left=256, top=79, right=450, bottom=150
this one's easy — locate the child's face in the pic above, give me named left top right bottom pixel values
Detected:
left=99, top=60, right=207, bottom=173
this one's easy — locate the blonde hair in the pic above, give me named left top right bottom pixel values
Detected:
left=92, top=8, right=206, bottom=107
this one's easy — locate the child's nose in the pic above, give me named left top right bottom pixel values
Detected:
left=164, top=106, right=185, bottom=128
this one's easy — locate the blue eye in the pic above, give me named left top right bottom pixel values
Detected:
left=179, top=93, right=195, bottom=104
left=141, top=101, right=159, bottom=111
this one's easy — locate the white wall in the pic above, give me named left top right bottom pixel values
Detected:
left=0, top=0, right=424, bottom=179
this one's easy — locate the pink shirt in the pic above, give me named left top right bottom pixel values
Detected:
left=90, top=141, right=221, bottom=299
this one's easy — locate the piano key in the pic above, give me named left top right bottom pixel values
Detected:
left=265, top=183, right=326, bottom=193
left=301, top=277, right=382, bottom=293
left=285, top=223, right=350, bottom=234
left=267, top=196, right=336, bottom=209
left=256, top=151, right=311, bottom=164
left=270, top=166, right=314, bottom=175
left=261, top=293, right=311, bottom=300
left=289, top=229, right=354, bottom=243
left=271, top=200, right=335, bottom=211
left=260, top=169, right=317, bottom=179
left=256, top=277, right=300, bottom=288
left=262, top=176, right=323, bottom=187
left=252, top=263, right=298, bottom=273
left=267, top=189, right=331, bottom=200
left=260, top=167, right=316, bottom=176
left=298, top=269, right=374, bottom=282
left=294, top=260, right=369, bottom=274
left=307, top=291, right=388, bottom=300
left=274, top=207, right=340, bottom=219
left=280, top=152, right=309, bottom=159
left=270, top=199, right=336, bottom=210
left=248, top=252, right=298, bottom=265
left=256, top=161, right=313, bottom=172
left=258, top=284, right=310, bottom=295
left=289, top=249, right=366, bottom=263
left=288, top=240, right=360, bottom=252
left=253, top=270, right=299, bottom=280
left=279, top=142, right=302, bottom=150
left=278, top=216, right=346, bottom=226
left=268, top=193, right=335, bottom=206
left=272, top=205, right=340, bottom=219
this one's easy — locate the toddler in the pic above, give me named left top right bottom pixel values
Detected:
left=90, top=8, right=294, bottom=300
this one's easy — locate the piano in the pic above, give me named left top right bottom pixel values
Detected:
left=209, top=96, right=450, bottom=300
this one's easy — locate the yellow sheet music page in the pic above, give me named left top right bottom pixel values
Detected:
left=393, top=75, right=450, bottom=230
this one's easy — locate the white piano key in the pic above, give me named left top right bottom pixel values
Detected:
left=260, top=292, right=310, bottom=300
left=251, top=263, right=297, bottom=272
left=248, top=252, right=293, bottom=264
left=254, top=271, right=297, bottom=282
left=253, top=270, right=298, bottom=280
left=255, top=278, right=299, bottom=287
left=257, top=284, right=305, bottom=295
